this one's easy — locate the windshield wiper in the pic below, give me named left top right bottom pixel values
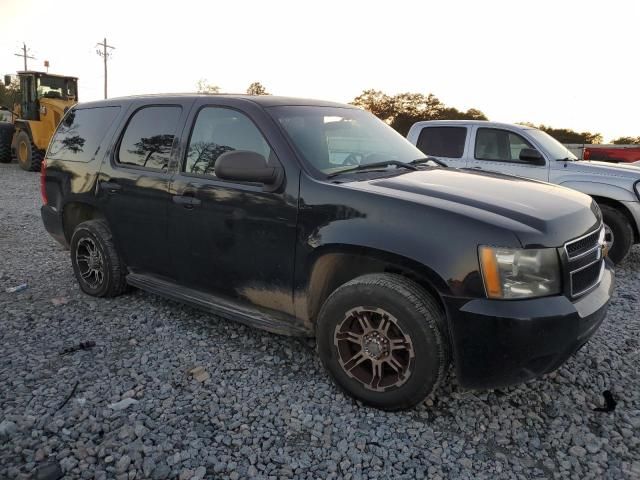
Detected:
left=327, top=160, right=417, bottom=178
left=410, top=156, right=448, bottom=167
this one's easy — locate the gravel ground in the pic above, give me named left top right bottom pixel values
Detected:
left=1, top=162, right=639, bottom=480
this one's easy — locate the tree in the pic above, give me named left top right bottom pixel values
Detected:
left=0, top=77, right=20, bottom=110
left=519, top=123, right=602, bottom=144
left=246, top=82, right=270, bottom=96
left=352, top=89, right=488, bottom=136
left=196, top=79, right=220, bottom=94
left=611, top=136, right=640, bottom=145
left=351, top=90, right=396, bottom=122
left=129, top=134, right=175, bottom=168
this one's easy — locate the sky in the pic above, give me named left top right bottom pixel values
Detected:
left=1, top=0, right=638, bottom=142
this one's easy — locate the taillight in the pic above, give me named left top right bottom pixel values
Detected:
left=40, top=159, right=48, bottom=205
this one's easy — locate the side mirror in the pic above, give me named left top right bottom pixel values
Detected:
left=4, top=75, right=11, bottom=86
left=519, top=148, right=545, bottom=166
left=214, top=150, right=280, bottom=184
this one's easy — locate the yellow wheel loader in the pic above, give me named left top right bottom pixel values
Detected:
left=1, top=71, right=78, bottom=171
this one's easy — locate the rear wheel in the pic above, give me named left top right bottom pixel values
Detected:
left=15, top=130, right=43, bottom=171
left=316, top=273, right=449, bottom=411
left=0, top=124, right=13, bottom=163
left=599, top=204, right=633, bottom=264
left=0, top=141, right=11, bottom=163
left=70, top=220, right=128, bottom=297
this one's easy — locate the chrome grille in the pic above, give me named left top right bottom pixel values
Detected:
left=566, top=230, right=600, bottom=257
left=564, top=226, right=605, bottom=297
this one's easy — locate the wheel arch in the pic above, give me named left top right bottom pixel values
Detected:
left=591, top=195, right=639, bottom=243
left=302, top=244, right=449, bottom=329
left=62, top=201, right=106, bottom=244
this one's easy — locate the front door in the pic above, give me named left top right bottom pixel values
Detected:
left=467, top=127, right=549, bottom=181
left=97, top=102, right=190, bottom=277
left=168, top=103, right=299, bottom=315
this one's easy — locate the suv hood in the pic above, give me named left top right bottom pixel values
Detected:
left=348, top=168, right=601, bottom=248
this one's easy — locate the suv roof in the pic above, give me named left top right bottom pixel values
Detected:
left=75, top=94, right=355, bottom=110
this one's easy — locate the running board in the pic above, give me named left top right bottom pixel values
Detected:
left=126, top=273, right=312, bottom=337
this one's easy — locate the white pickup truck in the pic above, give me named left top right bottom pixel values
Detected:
left=407, top=120, right=640, bottom=263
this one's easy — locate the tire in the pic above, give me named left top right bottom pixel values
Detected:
left=15, top=130, right=43, bottom=171
left=70, top=219, right=128, bottom=297
left=0, top=141, right=11, bottom=163
left=599, top=204, right=633, bottom=264
left=316, top=273, right=449, bottom=411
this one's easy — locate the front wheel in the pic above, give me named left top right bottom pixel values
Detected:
left=600, top=204, right=634, bottom=264
left=15, top=130, right=43, bottom=171
left=316, top=273, right=449, bottom=411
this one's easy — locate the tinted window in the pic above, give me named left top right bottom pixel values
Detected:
left=416, top=127, right=467, bottom=158
left=475, top=128, right=534, bottom=162
left=117, top=106, right=181, bottom=170
left=271, top=106, right=426, bottom=176
left=184, top=107, right=271, bottom=177
left=48, top=106, right=120, bottom=162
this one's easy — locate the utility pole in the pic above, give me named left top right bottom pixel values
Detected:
left=96, top=38, right=115, bottom=99
left=14, top=42, right=35, bottom=71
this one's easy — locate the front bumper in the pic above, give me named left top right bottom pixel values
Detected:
left=41, top=204, right=68, bottom=248
left=443, top=260, right=614, bottom=389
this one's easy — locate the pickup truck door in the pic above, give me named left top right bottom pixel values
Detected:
left=167, top=100, right=299, bottom=314
left=466, top=126, right=549, bottom=181
left=412, top=125, right=470, bottom=168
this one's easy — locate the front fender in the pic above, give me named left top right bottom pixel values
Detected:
left=295, top=175, right=521, bottom=301
left=558, top=180, right=636, bottom=202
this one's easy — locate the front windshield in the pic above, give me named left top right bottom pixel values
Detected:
left=527, top=129, right=577, bottom=160
left=37, top=76, right=77, bottom=100
left=269, top=106, right=426, bottom=176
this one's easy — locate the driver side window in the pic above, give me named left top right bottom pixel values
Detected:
left=475, top=128, right=534, bottom=162
left=184, top=107, right=272, bottom=178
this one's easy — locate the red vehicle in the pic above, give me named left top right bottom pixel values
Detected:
left=583, top=145, right=640, bottom=163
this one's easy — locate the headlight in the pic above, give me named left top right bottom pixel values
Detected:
left=634, top=180, right=640, bottom=202
left=479, top=246, right=561, bottom=299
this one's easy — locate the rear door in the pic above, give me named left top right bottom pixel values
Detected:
left=467, top=126, right=549, bottom=181
left=167, top=100, right=299, bottom=313
left=413, top=125, right=469, bottom=168
left=97, top=100, right=193, bottom=277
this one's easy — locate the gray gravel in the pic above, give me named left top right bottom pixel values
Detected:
left=1, top=162, right=639, bottom=479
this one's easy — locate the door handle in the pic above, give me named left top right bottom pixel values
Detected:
left=100, top=181, right=122, bottom=193
left=172, top=195, right=202, bottom=208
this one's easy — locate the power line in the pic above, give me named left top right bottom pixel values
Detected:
left=14, top=42, right=35, bottom=71
left=95, top=38, right=115, bottom=99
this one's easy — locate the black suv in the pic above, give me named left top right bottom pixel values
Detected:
left=41, top=95, right=614, bottom=410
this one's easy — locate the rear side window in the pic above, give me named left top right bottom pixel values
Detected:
left=184, top=107, right=271, bottom=177
left=416, top=127, right=467, bottom=159
left=47, top=106, right=120, bottom=162
left=117, top=106, right=182, bottom=170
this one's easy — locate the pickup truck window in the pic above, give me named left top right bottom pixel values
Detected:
left=48, top=106, right=120, bottom=162
left=528, top=129, right=577, bottom=160
left=475, top=128, right=533, bottom=162
left=416, top=127, right=466, bottom=159
left=184, top=107, right=272, bottom=177
left=270, top=106, right=423, bottom=176
left=117, top=106, right=181, bottom=170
